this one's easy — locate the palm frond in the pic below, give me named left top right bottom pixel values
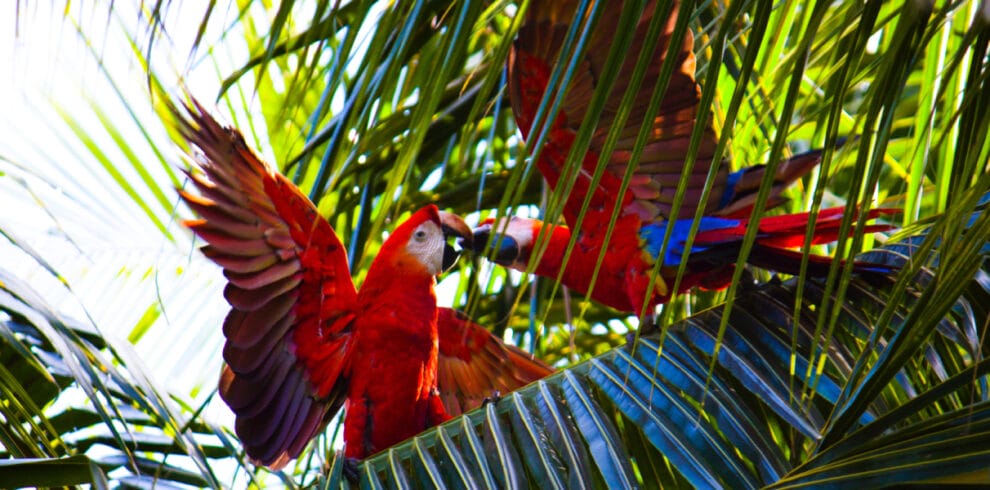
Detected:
left=5, top=0, right=990, bottom=486
left=0, top=269, right=236, bottom=488
left=344, top=191, right=990, bottom=488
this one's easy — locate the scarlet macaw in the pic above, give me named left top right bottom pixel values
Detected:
left=471, top=0, right=895, bottom=315
left=176, top=103, right=552, bottom=468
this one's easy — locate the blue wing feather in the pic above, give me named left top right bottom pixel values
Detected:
left=639, top=218, right=741, bottom=266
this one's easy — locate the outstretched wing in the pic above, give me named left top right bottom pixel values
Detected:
left=510, top=1, right=817, bottom=225
left=436, top=308, right=554, bottom=416
left=510, top=0, right=721, bottom=225
left=177, top=101, right=357, bottom=469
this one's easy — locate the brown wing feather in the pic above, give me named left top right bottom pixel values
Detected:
left=176, top=101, right=357, bottom=469
left=436, top=308, right=554, bottom=416
left=510, top=0, right=726, bottom=224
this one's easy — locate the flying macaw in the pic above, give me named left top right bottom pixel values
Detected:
left=176, top=102, right=553, bottom=468
left=470, top=0, right=896, bottom=315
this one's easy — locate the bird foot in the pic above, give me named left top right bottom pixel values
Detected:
left=482, top=390, right=502, bottom=407
left=343, top=457, right=361, bottom=485
left=739, top=267, right=758, bottom=291
left=627, top=316, right=660, bottom=344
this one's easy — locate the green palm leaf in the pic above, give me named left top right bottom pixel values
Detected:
left=0, top=269, right=234, bottom=488
left=4, top=0, right=990, bottom=487
left=345, top=192, right=990, bottom=488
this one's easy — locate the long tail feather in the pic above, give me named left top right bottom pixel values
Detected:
left=690, top=206, right=900, bottom=276
left=694, top=207, right=898, bottom=247
left=747, top=245, right=898, bottom=276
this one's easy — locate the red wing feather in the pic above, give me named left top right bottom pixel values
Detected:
left=510, top=1, right=824, bottom=227
left=510, top=0, right=726, bottom=225
left=436, top=308, right=554, bottom=416
left=177, top=101, right=357, bottom=469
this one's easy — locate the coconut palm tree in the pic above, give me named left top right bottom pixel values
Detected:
left=2, top=0, right=989, bottom=487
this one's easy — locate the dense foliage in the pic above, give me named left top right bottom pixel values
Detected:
left=1, top=0, right=989, bottom=487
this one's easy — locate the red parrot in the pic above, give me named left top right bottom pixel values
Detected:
left=470, top=0, right=896, bottom=315
left=176, top=102, right=552, bottom=468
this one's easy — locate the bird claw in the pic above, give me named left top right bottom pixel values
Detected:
left=739, top=267, right=758, bottom=291
left=482, top=390, right=502, bottom=407
left=343, top=457, right=361, bottom=484
left=627, top=315, right=660, bottom=344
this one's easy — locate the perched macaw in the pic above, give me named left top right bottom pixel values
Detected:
left=176, top=103, right=553, bottom=468
left=470, top=0, right=895, bottom=315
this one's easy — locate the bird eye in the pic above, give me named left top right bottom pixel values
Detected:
left=414, top=229, right=428, bottom=242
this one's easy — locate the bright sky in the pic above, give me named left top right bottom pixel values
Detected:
left=0, top=0, right=274, bottom=422
left=0, top=5, right=316, bottom=484
left=0, top=6, right=466, bottom=481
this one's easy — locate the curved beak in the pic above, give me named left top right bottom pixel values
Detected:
left=438, top=211, right=472, bottom=245
left=438, top=211, right=472, bottom=273
left=469, top=222, right=521, bottom=265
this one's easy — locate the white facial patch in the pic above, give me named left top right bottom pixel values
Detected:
left=405, top=220, right=445, bottom=274
left=491, top=216, right=536, bottom=248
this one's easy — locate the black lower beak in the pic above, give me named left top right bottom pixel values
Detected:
left=442, top=243, right=461, bottom=273
left=437, top=210, right=472, bottom=274
left=469, top=226, right=520, bottom=265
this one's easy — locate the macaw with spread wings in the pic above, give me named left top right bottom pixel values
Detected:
left=177, top=103, right=552, bottom=468
left=471, top=0, right=895, bottom=315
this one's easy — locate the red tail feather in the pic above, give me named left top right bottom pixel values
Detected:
left=696, top=207, right=898, bottom=247
left=692, top=206, right=898, bottom=278
left=747, top=245, right=894, bottom=276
